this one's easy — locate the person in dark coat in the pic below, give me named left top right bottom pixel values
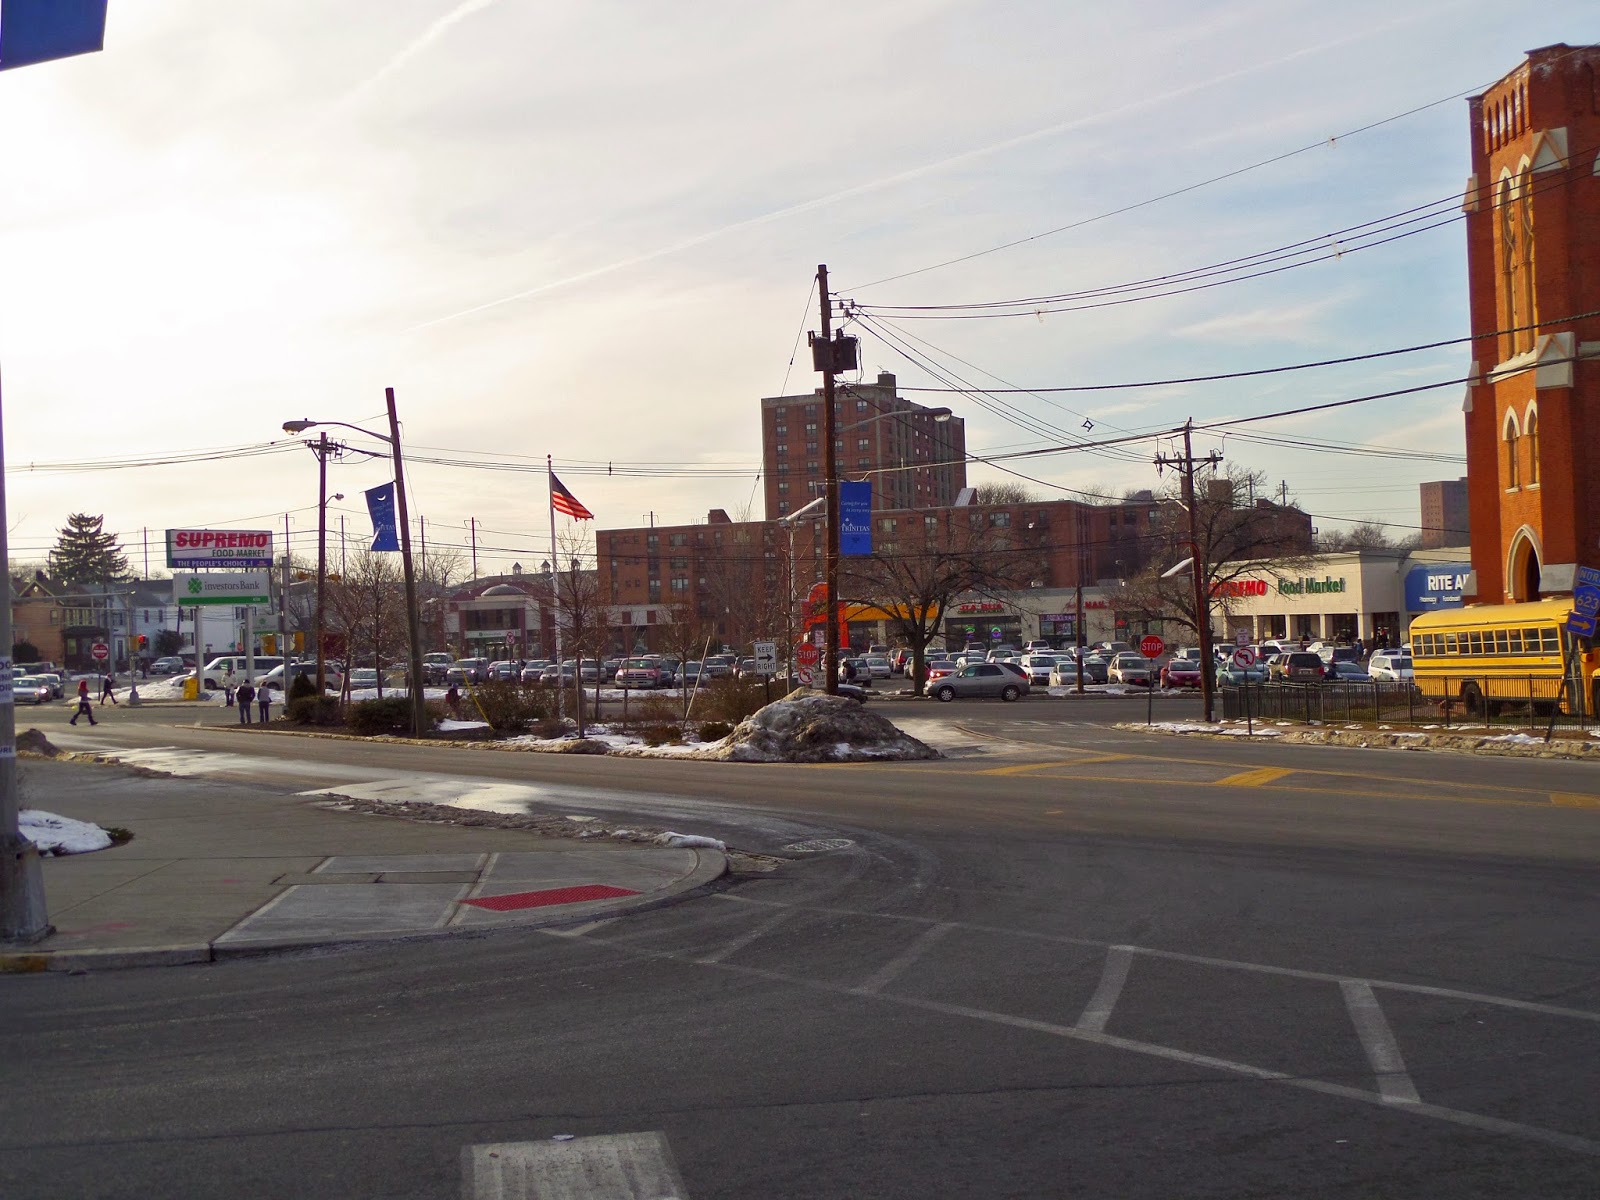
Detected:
left=257, top=684, right=271, bottom=722
left=99, top=673, right=118, bottom=705
left=236, top=680, right=255, bottom=724
left=445, top=684, right=462, bottom=720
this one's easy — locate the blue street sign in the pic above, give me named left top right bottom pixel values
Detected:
left=1575, top=585, right=1600, bottom=617
left=1565, top=610, right=1597, bottom=640
left=839, top=480, right=872, bottom=557
left=0, top=0, right=107, bottom=71
left=1577, top=565, right=1600, bottom=589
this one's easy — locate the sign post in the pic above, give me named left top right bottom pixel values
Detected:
left=754, top=640, right=777, bottom=702
left=1139, top=635, right=1164, bottom=725
left=796, top=641, right=820, bottom=689
left=1232, top=645, right=1258, bottom=735
left=91, top=642, right=109, bottom=663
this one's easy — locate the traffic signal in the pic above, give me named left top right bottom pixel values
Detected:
left=262, top=635, right=276, bottom=654
left=293, top=632, right=305, bottom=652
left=137, top=635, right=148, bottom=650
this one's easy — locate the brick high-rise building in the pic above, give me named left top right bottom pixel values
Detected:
left=1461, top=44, right=1600, bottom=602
left=760, top=372, right=966, bottom=519
left=1418, top=478, right=1471, bottom=549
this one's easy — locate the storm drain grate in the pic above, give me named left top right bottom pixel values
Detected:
left=463, top=884, right=641, bottom=911
left=782, top=838, right=856, bottom=853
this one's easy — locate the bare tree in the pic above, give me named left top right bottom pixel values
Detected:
left=1318, top=520, right=1420, bottom=553
left=700, top=524, right=785, bottom=652
left=972, top=481, right=1037, bottom=505
left=842, top=510, right=1043, bottom=696
left=1119, top=466, right=1315, bottom=642
left=655, top=602, right=721, bottom=719
left=325, top=550, right=407, bottom=699
left=553, top=530, right=606, bottom=734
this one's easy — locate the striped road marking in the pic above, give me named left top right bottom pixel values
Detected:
left=462, top=1131, right=688, bottom=1199
left=1552, top=793, right=1600, bottom=808
left=977, top=755, right=1129, bottom=776
left=1214, top=766, right=1295, bottom=788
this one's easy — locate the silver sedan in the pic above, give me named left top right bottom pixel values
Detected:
left=928, top=663, right=1029, bottom=702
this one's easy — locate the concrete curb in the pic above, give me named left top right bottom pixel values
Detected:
left=0, top=849, right=728, bottom=974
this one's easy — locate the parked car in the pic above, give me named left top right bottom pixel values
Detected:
left=1018, top=654, right=1058, bottom=685
left=1094, top=641, right=1133, bottom=657
left=838, top=657, right=873, bottom=685
left=1310, top=643, right=1362, bottom=665
left=259, top=662, right=343, bottom=693
left=197, top=655, right=285, bottom=689
left=1023, top=640, right=1052, bottom=653
left=149, top=656, right=186, bottom=676
left=452, top=657, right=490, bottom=683
left=346, top=668, right=380, bottom=691
left=1368, top=651, right=1415, bottom=682
left=929, top=663, right=1029, bottom=702
left=1322, top=659, right=1373, bottom=683
left=1218, top=661, right=1268, bottom=685
left=863, top=655, right=893, bottom=680
left=1108, top=653, right=1154, bottom=687
left=701, top=656, right=736, bottom=680
left=1051, top=653, right=1109, bottom=685
left=13, top=675, right=54, bottom=704
left=616, top=658, right=665, bottom=689
left=735, top=657, right=761, bottom=680
left=1277, top=652, right=1326, bottom=681
left=926, top=659, right=958, bottom=682
left=1160, top=658, right=1203, bottom=689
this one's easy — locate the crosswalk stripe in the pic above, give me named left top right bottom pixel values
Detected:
left=462, top=1131, right=689, bottom=1199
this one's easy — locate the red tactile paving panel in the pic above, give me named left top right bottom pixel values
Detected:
left=463, top=884, right=642, bottom=911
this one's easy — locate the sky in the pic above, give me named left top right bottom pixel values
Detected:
left=2, top=0, right=1594, bottom=580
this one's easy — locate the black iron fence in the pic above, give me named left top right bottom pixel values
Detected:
left=1219, top=677, right=1596, bottom=734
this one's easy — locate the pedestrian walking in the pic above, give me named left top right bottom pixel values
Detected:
left=236, top=680, right=256, bottom=724
left=99, top=672, right=118, bottom=705
left=70, top=679, right=98, bottom=726
left=257, top=685, right=271, bottom=723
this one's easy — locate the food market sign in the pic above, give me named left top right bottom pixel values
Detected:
left=166, top=528, right=274, bottom=568
left=1276, top=575, right=1346, bottom=596
left=173, top=571, right=270, bottom=606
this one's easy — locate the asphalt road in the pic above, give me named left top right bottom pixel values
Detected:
left=4, top=703, right=1599, bottom=1198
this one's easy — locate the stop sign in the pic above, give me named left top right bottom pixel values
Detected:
left=91, top=642, right=109, bottom=661
left=797, top=643, right=821, bottom=668
left=1139, top=635, right=1165, bottom=659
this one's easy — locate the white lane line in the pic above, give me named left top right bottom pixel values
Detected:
left=854, top=922, right=954, bottom=995
left=1341, top=980, right=1422, bottom=1105
left=562, top=934, right=1600, bottom=1160
left=694, top=906, right=798, bottom=965
left=462, top=1130, right=689, bottom=1199
left=708, top=895, right=1600, bottom=1024
left=1076, top=946, right=1136, bottom=1033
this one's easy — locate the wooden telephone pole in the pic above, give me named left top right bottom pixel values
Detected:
left=1155, top=421, right=1223, bottom=722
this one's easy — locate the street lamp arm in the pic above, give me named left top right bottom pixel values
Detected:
left=283, top=418, right=394, bottom=445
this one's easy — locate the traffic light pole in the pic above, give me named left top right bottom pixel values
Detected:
left=818, top=264, right=840, bottom=698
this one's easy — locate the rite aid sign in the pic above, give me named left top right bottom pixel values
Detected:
left=1404, top=563, right=1471, bottom=611
left=166, top=528, right=274, bottom=569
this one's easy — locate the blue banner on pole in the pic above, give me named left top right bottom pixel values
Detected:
left=0, top=0, right=108, bottom=71
left=365, top=482, right=400, bottom=552
left=839, top=480, right=872, bottom=556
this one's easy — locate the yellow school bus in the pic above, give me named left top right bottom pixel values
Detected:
left=1409, top=599, right=1597, bottom=716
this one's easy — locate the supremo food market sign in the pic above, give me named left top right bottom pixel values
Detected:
left=166, top=528, right=274, bottom=569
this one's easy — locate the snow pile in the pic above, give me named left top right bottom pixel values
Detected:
left=1479, top=732, right=1546, bottom=746
left=22, top=810, right=113, bottom=854
left=16, top=728, right=62, bottom=757
left=133, top=676, right=213, bottom=701
left=653, top=832, right=726, bottom=850
left=707, top=691, right=940, bottom=763
left=1139, top=721, right=1282, bottom=738
left=437, top=719, right=491, bottom=732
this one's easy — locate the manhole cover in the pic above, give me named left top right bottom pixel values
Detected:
left=782, top=838, right=855, bottom=853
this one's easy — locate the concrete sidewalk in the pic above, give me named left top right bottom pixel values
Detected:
left=1, top=758, right=725, bottom=973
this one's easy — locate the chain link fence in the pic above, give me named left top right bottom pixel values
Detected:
left=1219, top=677, right=1596, bottom=734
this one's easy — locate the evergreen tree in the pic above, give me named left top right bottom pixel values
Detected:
left=48, top=513, right=131, bottom=584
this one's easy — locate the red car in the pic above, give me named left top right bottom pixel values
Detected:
left=1160, top=659, right=1203, bottom=689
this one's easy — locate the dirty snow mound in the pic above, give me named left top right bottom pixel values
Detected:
left=22, top=810, right=113, bottom=854
left=709, top=691, right=940, bottom=763
left=16, top=728, right=62, bottom=758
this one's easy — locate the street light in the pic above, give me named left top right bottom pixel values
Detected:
left=283, top=387, right=427, bottom=737
left=778, top=495, right=827, bottom=683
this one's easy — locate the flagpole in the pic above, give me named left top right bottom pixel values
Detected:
left=548, top=455, right=564, bottom=716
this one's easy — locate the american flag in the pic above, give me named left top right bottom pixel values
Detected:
left=549, top=473, right=594, bottom=520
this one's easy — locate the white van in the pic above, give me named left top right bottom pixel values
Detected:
left=199, top=655, right=283, bottom=688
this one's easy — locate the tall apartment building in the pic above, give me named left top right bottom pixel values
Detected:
left=1461, top=44, right=1600, bottom=602
left=1418, top=478, right=1471, bottom=549
left=760, top=372, right=967, bottom=519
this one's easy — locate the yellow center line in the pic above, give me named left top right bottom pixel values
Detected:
left=978, top=755, right=1129, bottom=776
left=1552, top=793, right=1600, bottom=808
left=1214, top=766, right=1295, bottom=788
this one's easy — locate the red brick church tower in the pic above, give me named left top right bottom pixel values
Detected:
left=1462, top=44, right=1600, bottom=603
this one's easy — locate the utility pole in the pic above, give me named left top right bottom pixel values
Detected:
left=385, top=387, right=428, bottom=739
left=315, top=432, right=330, bottom=694
left=1074, top=504, right=1087, bottom=693
left=1156, top=421, right=1223, bottom=723
left=817, top=264, right=840, bottom=697
left=469, top=518, right=478, bottom=579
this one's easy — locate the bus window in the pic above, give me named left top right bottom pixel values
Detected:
left=1523, top=628, right=1542, bottom=653
left=1506, top=630, right=1522, bottom=653
left=1445, top=632, right=1458, bottom=654
left=1494, top=630, right=1510, bottom=654
left=1541, top=628, right=1560, bottom=652
left=1467, top=632, right=1483, bottom=654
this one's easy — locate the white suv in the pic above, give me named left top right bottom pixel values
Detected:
left=1368, top=650, right=1414, bottom=682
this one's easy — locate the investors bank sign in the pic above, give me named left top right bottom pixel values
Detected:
left=166, top=528, right=274, bottom=569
